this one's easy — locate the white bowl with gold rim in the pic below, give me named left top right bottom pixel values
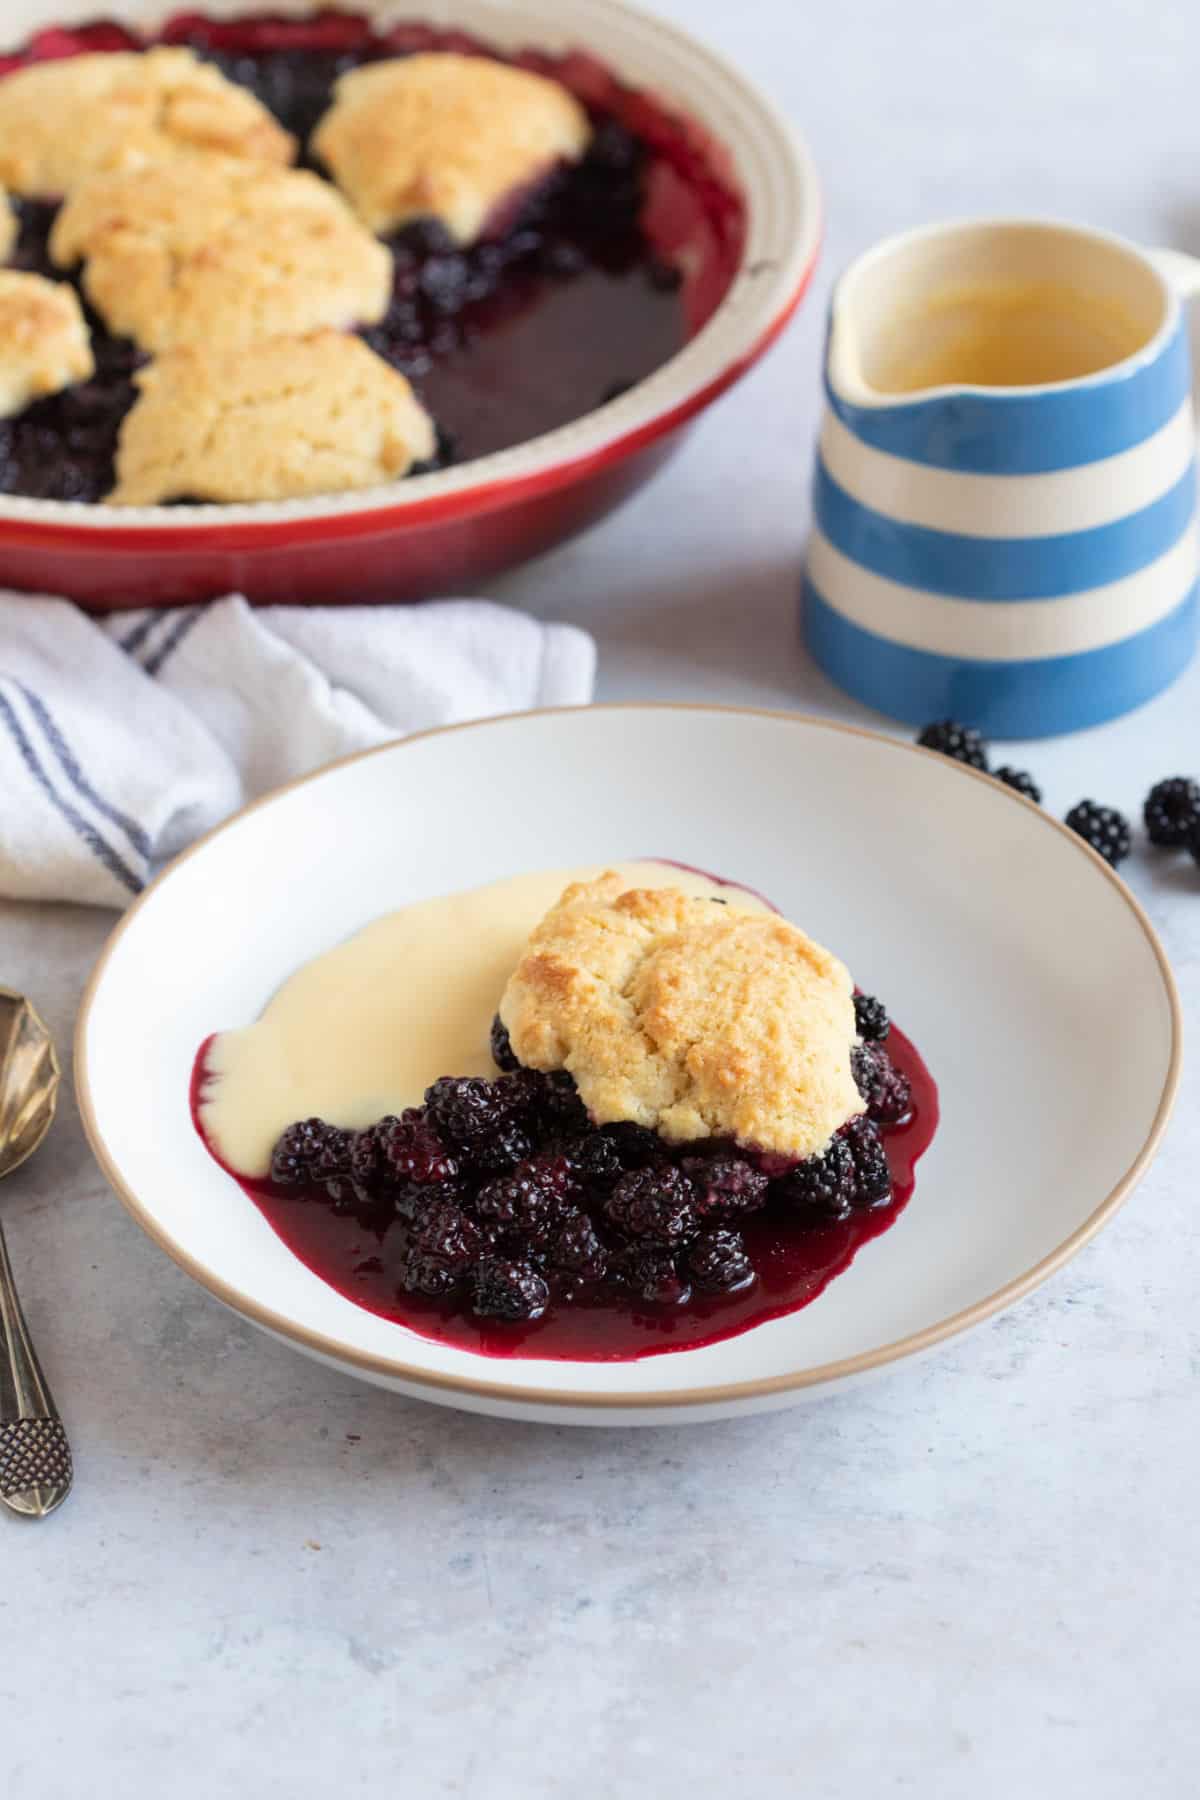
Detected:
left=76, top=707, right=1180, bottom=1424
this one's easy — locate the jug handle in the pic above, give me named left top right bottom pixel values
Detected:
left=1145, top=248, right=1200, bottom=300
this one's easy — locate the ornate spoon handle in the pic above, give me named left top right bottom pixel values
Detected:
left=0, top=1219, right=72, bottom=1519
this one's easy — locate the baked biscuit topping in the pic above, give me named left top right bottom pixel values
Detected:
left=0, top=272, right=94, bottom=420
left=0, top=49, right=295, bottom=198
left=108, top=329, right=436, bottom=506
left=312, top=51, right=591, bottom=244
left=51, top=156, right=392, bottom=354
left=499, top=875, right=864, bottom=1159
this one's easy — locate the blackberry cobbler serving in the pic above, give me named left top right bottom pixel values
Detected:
left=194, top=863, right=938, bottom=1362
left=0, top=12, right=743, bottom=504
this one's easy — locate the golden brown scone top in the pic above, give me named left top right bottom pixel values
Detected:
left=0, top=272, right=94, bottom=420
left=499, top=875, right=863, bottom=1158
left=51, top=156, right=392, bottom=355
left=0, top=49, right=295, bottom=198
left=312, top=51, right=591, bottom=244
left=108, top=330, right=437, bottom=507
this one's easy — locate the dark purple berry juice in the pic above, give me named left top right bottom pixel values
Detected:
left=0, top=13, right=744, bottom=501
left=192, top=1024, right=938, bottom=1364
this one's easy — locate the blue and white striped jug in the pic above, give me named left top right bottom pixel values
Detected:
left=802, top=220, right=1200, bottom=737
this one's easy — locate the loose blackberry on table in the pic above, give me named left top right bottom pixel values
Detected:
left=994, top=767, right=1043, bottom=804
left=1143, top=777, right=1200, bottom=849
left=1064, top=800, right=1132, bottom=868
left=916, top=720, right=990, bottom=769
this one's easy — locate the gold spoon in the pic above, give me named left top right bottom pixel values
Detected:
left=0, top=987, right=71, bottom=1519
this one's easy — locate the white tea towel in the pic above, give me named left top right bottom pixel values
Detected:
left=0, top=593, right=595, bottom=909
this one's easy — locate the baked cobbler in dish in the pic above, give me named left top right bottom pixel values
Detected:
left=0, top=13, right=740, bottom=505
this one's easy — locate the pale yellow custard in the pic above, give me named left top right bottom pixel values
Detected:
left=201, top=861, right=767, bottom=1178
left=869, top=279, right=1148, bottom=393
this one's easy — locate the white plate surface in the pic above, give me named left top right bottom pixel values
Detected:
left=77, top=707, right=1181, bottom=1424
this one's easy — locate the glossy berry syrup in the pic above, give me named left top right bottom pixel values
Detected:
left=0, top=11, right=745, bottom=501
left=192, top=1026, right=938, bottom=1364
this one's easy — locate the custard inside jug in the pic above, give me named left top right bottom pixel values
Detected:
left=834, top=223, right=1167, bottom=396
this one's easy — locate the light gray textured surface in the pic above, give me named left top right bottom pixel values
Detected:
left=3, top=1, right=1200, bottom=1793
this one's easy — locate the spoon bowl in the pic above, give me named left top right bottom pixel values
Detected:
left=0, top=988, right=60, bottom=1178
left=0, top=987, right=70, bottom=1520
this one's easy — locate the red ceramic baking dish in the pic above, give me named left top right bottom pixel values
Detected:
left=0, top=0, right=820, bottom=607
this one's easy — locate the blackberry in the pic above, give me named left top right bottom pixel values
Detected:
left=777, top=1137, right=858, bottom=1221
left=490, top=1013, right=520, bottom=1072
left=308, top=1128, right=354, bottom=1195
left=1143, top=777, right=1200, bottom=848
left=841, top=1115, right=892, bottom=1207
left=680, top=1156, right=769, bottom=1224
left=539, top=237, right=586, bottom=279
left=1065, top=800, right=1131, bottom=868
left=994, top=767, right=1042, bottom=804
left=470, top=1120, right=534, bottom=1176
left=612, top=1245, right=691, bottom=1306
left=270, top=1117, right=343, bottom=1186
left=851, top=1042, right=913, bottom=1124
left=476, top=1158, right=570, bottom=1237
left=600, top=1121, right=665, bottom=1169
left=497, top=1065, right=545, bottom=1119
left=424, top=1076, right=515, bottom=1149
left=916, top=720, right=989, bottom=770
left=397, top=1249, right=461, bottom=1298
left=472, top=1256, right=550, bottom=1322
left=391, top=217, right=458, bottom=260
left=408, top=1201, right=483, bottom=1278
left=534, top=1070, right=592, bottom=1136
left=269, top=1123, right=354, bottom=1209
left=587, top=118, right=641, bottom=176
left=374, top=1113, right=460, bottom=1188
left=418, top=251, right=481, bottom=314
left=548, top=1210, right=608, bottom=1280
left=556, top=1131, right=623, bottom=1189
left=347, top=1126, right=383, bottom=1196
left=853, top=992, right=890, bottom=1042
left=687, top=1228, right=755, bottom=1294
left=604, top=1166, right=699, bottom=1249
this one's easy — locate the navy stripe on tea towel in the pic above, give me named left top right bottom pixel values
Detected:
left=17, top=682, right=152, bottom=861
left=118, top=608, right=177, bottom=661
left=143, top=606, right=204, bottom=678
left=0, top=683, right=143, bottom=897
